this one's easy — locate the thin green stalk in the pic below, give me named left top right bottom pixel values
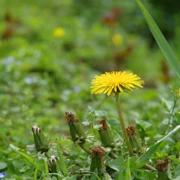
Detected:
left=115, top=93, right=133, bottom=155
left=44, top=159, right=51, bottom=178
left=34, top=165, right=39, bottom=180
left=125, top=156, right=132, bottom=180
left=167, top=97, right=177, bottom=133
left=78, top=143, right=91, bottom=154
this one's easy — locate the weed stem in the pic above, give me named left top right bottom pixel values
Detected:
left=167, top=96, right=177, bottom=133
left=78, top=143, right=91, bottom=154
left=115, top=93, right=133, bottom=156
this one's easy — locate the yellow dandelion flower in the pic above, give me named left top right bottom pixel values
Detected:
left=112, top=34, right=123, bottom=46
left=91, top=71, right=144, bottom=96
left=53, top=27, right=64, bottom=37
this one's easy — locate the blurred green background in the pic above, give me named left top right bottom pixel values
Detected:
left=0, top=0, right=179, bottom=177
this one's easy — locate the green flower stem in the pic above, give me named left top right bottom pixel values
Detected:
left=115, top=93, right=133, bottom=155
left=78, top=143, right=91, bottom=154
left=166, top=96, right=177, bottom=133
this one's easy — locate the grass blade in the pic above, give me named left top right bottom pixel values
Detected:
left=34, top=165, right=39, bottom=180
left=115, top=154, right=124, bottom=180
left=44, top=159, right=51, bottom=178
left=137, top=125, right=180, bottom=166
left=125, top=156, right=132, bottom=180
left=10, top=144, right=36, bottom=166
left=136, top=0, right=180, bottom=79
left=57, top=145, right=68, bottom=176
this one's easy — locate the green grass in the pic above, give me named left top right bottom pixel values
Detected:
left=0, top=0, right=180, bottom=179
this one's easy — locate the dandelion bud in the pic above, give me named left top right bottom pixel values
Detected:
left=90, top=146, right=105, bottom=175
left=156, top=159, right=169, bottom=180
left=49, top=155, right=58, bottom=178
left=65, top=112, right=85, bottom=144
left=32, top=126, right=49, bottom=153
left=126, top=125, right=142, bottom=153
left=98, top=118, right=114, bottom=147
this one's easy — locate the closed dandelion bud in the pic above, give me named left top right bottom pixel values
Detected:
left=98, top=118, right=114, bottom=147
left=90, top=146, right=105, bottom=175
left=126, top=125, right=142, bottom=153
left=65, top=112, right=85, bottom=144
left=32, top=126, right=49, bottom=153
left=49, top=155, right=58, bottom=178
left=156, top=159, right=169, bottom=180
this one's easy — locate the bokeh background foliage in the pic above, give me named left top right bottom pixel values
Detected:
left=0, top=0, right=180, bottom=179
